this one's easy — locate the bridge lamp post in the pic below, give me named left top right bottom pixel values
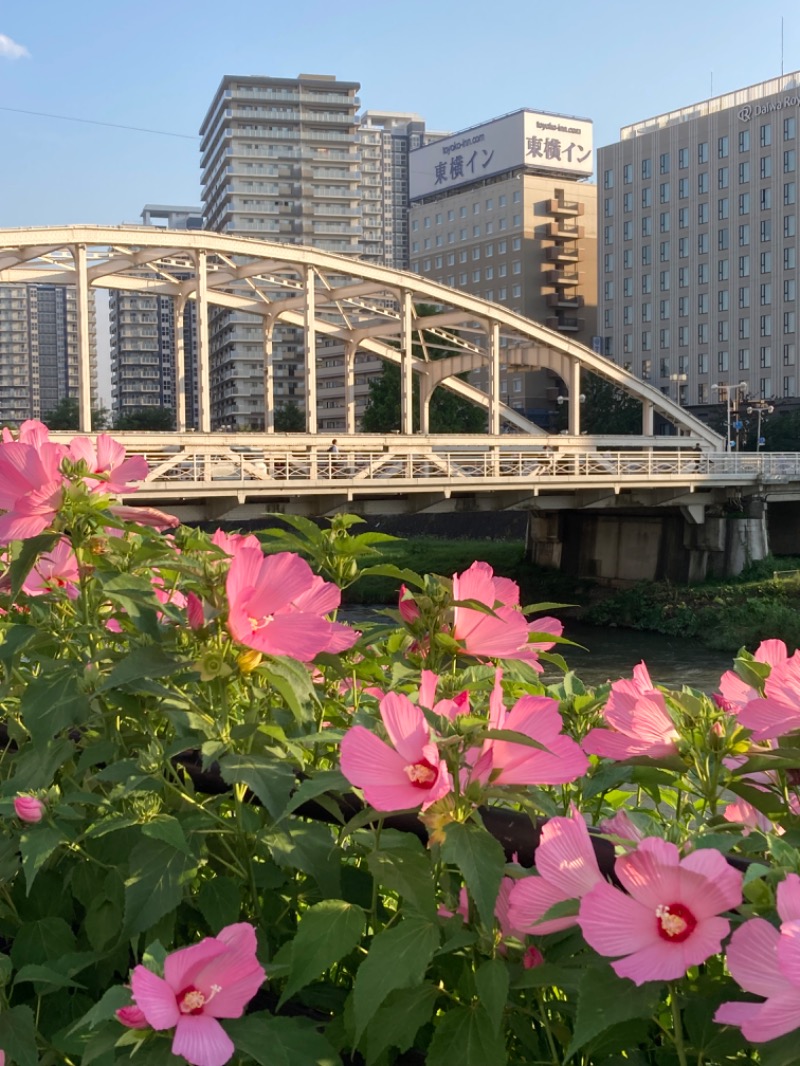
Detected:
left=556, top=393, right=586, bottom=434
left=711, top=382, right=748, bottom=452
left=746, top=402, right=774, bottom=451
left=669, top=373, right=687, bottom=407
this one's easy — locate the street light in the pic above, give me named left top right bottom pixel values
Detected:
left=556, top=394, right=586, bottom=405
left=746, top=401, right=775, bottom=451
left=710, top=381, right=747, bottom=452
left=669, top=373, right=687, bottom=407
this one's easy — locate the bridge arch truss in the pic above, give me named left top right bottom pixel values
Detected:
left=0, top=226, right=721, bottom=446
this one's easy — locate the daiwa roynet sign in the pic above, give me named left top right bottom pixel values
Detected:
left=409, top=109, right=593, bottom=201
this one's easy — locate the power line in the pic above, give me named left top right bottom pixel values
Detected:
left=0, top=105, right=197, bottom=140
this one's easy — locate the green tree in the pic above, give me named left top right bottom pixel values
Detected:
left=273, top=401, right=306, bottom=432
left=114, top=406, right=175, bottom=431
left=42, top=396, right=110, bottom=430
left=761, top=408, right=800, bottom=451
left=553, top=374, right=643, bottom=435
left=361, top=306, right=486, bottom=434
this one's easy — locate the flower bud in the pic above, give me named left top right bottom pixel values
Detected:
left=238, top=649, right=263, bottom=673
left=116, top=1005, right=148, bottom=1030
left=523, top=946, right=544, bottom=970
left=13, top=795, right=45, bottom=823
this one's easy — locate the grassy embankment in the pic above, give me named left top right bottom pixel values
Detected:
left=344, top=536, right=800, bottom=653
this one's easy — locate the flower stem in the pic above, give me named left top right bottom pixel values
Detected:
left=669, top=984, right=689, bottom=1066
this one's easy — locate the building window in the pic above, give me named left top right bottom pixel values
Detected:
left=785, top=214, right=796, bottom=238
left=719, top=258, right=730, bottom=280
left=739, top=129, right=750, bottom=153
left=642, top=302, right=652, bottom=322
left=761, top=219, right=772, bottom=242
left=785, top=117, right=797, bottom=141
left=678, top=177, right=689, bottom=199
left=718, top=135, right=729, bottom=158
left=786, top=181, right=797, bottom=205
left=761, top=156, right=772, bottom=179
left=739, top=223, right=750, bottom=245
left=739, top=318, right=750, bottom=339
left=623, top=220, right=633, bottom=240
left=785, top=278, right=797, bottom=302
left=718, top=197, right=729, bottom=220
left=718, top=166, right=729, bottom=189
left=679, top=267, right=690, bottom=287
left=623, top=249, right=633, bottom=268
left=678, top=147, right=689, bottom=169
left=679, top=237, right=689, bottom=258
left=761, top=282, right=772, bottom=305
left=739, top=161, right=750, bottom=183
left=739, top=348, right=750, bottom=370
left=739, top=191, right=750, bottom=214
left=642, top=187, right=652, bottom=208
left=760, top=345, right=772, bottom=367
left=718, top=350, right=729, bottom=372
left=718, top=321, right=729, bottom=341
left=623, top=305, right=634, bottom=324
left=698, top=233, right=710, bottom=254
left=679, top=207, right=689, bottom=228
left=739, top=286, right=750, bottom=307
left=642, top=158, right=652, bottom=179
left=761, top=315, right=772, bottom=337
left=642, top=330, right=652, bottom=350
left=785, top=342, right=797, bottom=365
left=680, top=326, right=690, bottom=346
left=660, top=152, right=670, bottom=174
left=698, top=293, right=709, bottom=314
left=718, top=228, right=729, bottom=250
left=698, top=202, right=709, bottom=224
left=761, top=123, right=772, bottom=147
left=698, top=172, right=709, bottom=194
left=623, top=192, right=633, bottom=212
left=761, top=187, right=772, bottom=210
left=660, top=298, right=670, bottom=318
left=785, top=149, right=797, bottom=173
left=698, top=262, right=710, bottom=283
left=698, top=323, right=709, bottom=343
left=761, top=251, right=772, bottom=274
left=785, top=311, right=797, bottom=335
left=642, top=245, right=652, bottom=265
left=623, top=163, right=633, bottom=184
left=642, top=273, right=653, bottom=294
left=642, top=216, right=652, bottom=236
left=679, top=296, right=690, bottom=316
left=604, top=281, right=614, bottom=300
left=698, top=352, right=709, bottom=373
left=786, top=246, right=798, bottom=269
left=698, top=142, right=709, bottom=163
left=623, top=277, right=634, bottom=297
left=660, top=270, right=670, bottom=291
left=739, top=255, right=750, bottom=277
left=660, top=182, right=670, bottom=203
left=660, top=240, right=670, bottom=261
left=718, top=290, right=729, bottom=311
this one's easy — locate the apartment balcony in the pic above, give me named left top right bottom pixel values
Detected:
left=547, top=268, right=584, bottom=287
left=547, top=198, right=584, bottom=217
left=546, top=293, right=585, bottom=310
left=546, top=245, right=582, bottom=264
left=546, top=221, right=585, bottom=241
left=546, top=316, right=584, bottom=332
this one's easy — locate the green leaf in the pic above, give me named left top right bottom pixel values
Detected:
left=482, top=727, right=548, bottom=751
left=220, top=753, right=296, bottom=819
left=196, top=876, right=242, bottom=932
left=279, top=899, right=365, bottom=1007
left=99, top=646, right=186, bottom=691
left=265, top=821, right=341, bottom=898
left=70, top=985, right=132, bottom=1032
left=426, top=1004, right=507, bottom=1066
left=262, top=657, right=319, bottom=724
left=225, top=1013, right=342, bottom=1066
left=352, top=915, right=440, bottom=1041
left=11, top=917, right=76, bottom=968
left=0, top=1004, right=39, bottom=1066
left=13, top=962, right=84, bottom=991
left=366, top=835, right=437, bottom=917
left=441, top=821, right=505, bottom=929
left=279, top=770, right=350, bottom=820
left=20, top=667, right=92, bottom=743
left=565, top=964, right=662, bottom=1060
left=141, top=814, right=192, bottom=855
left=9, top=533, right=59, bottom=599
left=475, top=958, right=509, bottom=1034
left=0, top=622, right=37, bottom=666
left=364, top=983, right=439, bottom=1065
left=19, top=825, right=63, bottom=893
left=124, top=837, right=197, bottom=934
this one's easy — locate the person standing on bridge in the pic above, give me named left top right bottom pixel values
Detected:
left=326, top=439, right=339, bottom=478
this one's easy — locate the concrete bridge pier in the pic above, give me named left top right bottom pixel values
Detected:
left=526, top=498, right=770, bottom=587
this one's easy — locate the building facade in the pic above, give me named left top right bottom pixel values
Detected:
left=0, top=282, right=97, bottom=425
left=598, top=72, right=799, bottom=411
left=109, top=205, right=202, bottom=427
left=408, top=109, right=597, bottom=426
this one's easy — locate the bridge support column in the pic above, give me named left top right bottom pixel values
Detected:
left=643, top=400, right=655, bottom=436
left=569, top=360, right=581, bottom=436
left=175, top=294, right=188, bottom=432
left=194, top=250, right=210, bottom=433
left=72, top=244, right=92, bottom=433
left=305, top=268, right=318, bottom=435
left=489, top=321, right=500, bottom=435
left=263, top=318, right=275, bottom=433
left=345, top=341, right=357, bottom=435
left=401, top=291, right=414, bottom=435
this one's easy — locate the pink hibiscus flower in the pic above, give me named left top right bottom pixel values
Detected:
left=736, top=652, right=800, bottom=741
left=715, top=873, right=800, bottom=1042
left=451, top=561, right=562, bottom=668
left=22, top=537, right=79, bottom=599
left=508, top=807, right=603, bottom=935
left=123, top=922, right=265, bottom=1066
left=715, top=639, right=788, bottom=713
left=211, top=528, right=262, bottom=556
left=13, top=795, right=46, bottom=823
left=226, top=547, right=358, bottom=661
left=0, top=435, right=68, bottom=543
left=68, top=434, right=148, bottom=494
left=578, top=837, right=743, bottom=986
left=582, top=664, right=679, bottom=761
left=469, top=671, right=588, bottom=788
left=418, top=669, right=469, bottom=721
left=340, top=691, right=453, bottom=811
left=107, top=505, right=180, bottom=530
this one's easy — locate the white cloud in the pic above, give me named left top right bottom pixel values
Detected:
left=0, top=34, right=30, bottom=59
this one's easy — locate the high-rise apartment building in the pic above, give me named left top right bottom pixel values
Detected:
left=0, top=282, right=97, bottom=425
left=200, top=73, right=365, bottom=430
left=598, top=72, right=799, bottom=408
left=109, top=205, right=202, bottom=427
left=408, top=109, right=597, bottom=425
left=360, top=111, right=448, bottom=270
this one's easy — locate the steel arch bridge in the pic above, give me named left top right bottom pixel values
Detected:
left=0, top=225, right=721, bottom=446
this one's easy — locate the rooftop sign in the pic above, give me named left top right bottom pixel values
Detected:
left=409, top=110, right=593, bottom=200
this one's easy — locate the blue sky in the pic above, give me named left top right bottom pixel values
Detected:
left=0, top=0, right=798, bottom=228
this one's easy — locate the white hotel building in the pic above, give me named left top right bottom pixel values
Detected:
left=598, top=72, right=799, bottom=409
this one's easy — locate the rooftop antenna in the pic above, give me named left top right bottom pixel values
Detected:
left=781, top=16, right=785, bottom=76
left=710, top=71, right=713, bottom=96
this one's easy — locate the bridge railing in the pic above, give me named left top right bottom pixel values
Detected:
left=117, top=445, right=800, bottom=493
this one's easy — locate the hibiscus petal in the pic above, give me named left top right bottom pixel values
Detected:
left=731, top=990, right=800, bottom=1042
left=578, top=882, right=658, bottom=958
left=198, top=924, right=265, bottom=1018
left=172, top=1014, right=234, bottom=1066
left=130, top=966, right=180, bottom=1030
left=678, top=849, right=743, bottom=916
left=534, top=810, right=603, bottom=898
left=507, top=875, right=579, bottom=935
left=778, top=873, right=800, bottom=923
left=164, top=940, right=228, bottom=995
left=380, top=692, right=431, bottom=763
left=726, top=918, right=786, bottom=997
left=614, top=838, right=682, bottom=908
